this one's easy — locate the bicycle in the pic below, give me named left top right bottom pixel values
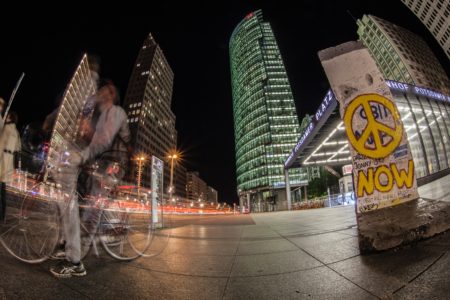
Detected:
left=0, top=150, right=170, bottom=264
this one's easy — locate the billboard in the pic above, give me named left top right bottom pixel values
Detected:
left=319, top=41, right=419, bottom=213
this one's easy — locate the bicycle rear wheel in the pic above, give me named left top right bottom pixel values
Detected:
left=0, top=182, right=59, bottom=263
left=100, top=201, right=152, bottom=261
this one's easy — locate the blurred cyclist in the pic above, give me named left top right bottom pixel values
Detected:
left=50, top=80, right=131, bottom=278
left=0, top=97, right=5, bottom=131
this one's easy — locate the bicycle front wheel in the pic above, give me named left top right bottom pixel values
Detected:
left=0, top=183, right=59, bottom=264
left=100, top=202, right=152, bottom=261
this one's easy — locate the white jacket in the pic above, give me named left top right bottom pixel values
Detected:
left=81, top=104, right=130, bottom=163
left=0, top=123, right=21, bottom=182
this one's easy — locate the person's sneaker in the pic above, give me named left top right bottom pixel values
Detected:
left=50, top=261, right=86, bottom=278
left=50, top=242, right=66, bottom=260
left=50, top=249, right=66, bottom=260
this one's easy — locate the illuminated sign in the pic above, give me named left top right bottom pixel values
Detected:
left=273, top=180, right=308, bottom=188
left=284, top=90, right=337, bottom=168
left=315, top=90, right=334, bottom=121
left=342, top=164, right=353, bottom=175
left=386, top=80, right=450, bottom=104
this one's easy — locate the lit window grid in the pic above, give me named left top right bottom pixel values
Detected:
left=357, top=14, right=450, bottom=94
left=230, top=11, right=302, bottom=191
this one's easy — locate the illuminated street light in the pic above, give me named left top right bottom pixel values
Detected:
left=167, top=150, right=180, bottom=204
left=134, top=154, right=147, bottom=199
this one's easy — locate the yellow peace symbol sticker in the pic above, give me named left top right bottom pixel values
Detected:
left=344, top=93, right=403, bottom=159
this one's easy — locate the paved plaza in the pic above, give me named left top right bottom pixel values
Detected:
left=1, top=175, right=450, bottom=299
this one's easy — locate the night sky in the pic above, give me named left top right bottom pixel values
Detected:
left=1, top=1, right=449, bottom=203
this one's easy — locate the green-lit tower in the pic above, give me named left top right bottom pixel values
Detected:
left=230, top=10, right=303, bottom=211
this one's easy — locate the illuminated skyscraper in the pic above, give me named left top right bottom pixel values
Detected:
left=357, top=15, right=450, bottom=94
left=400, top=0, right=450, bottom=59
left=123, top=33, right=177, bottom=190
left=230, top=10, right=304, bottom=211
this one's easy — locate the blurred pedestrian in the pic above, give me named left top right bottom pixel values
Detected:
left=0, top=97, right=5, bottom=131
left=50, top=80, right=131, bottom=279
left=0, top=112, right=21, bottom=183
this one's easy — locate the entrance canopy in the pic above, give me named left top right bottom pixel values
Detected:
left=284, top=90, right=351, bottom=169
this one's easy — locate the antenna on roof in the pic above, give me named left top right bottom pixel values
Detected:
left=347, top=10, right=357, bottom=23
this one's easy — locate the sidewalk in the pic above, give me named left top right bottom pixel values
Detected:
left=1, top=176, right=449, bottom=299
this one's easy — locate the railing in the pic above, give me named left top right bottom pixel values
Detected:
left=291, top=192, right=355, bottom=210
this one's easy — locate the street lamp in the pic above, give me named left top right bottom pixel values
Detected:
left=167, top=151, right=180, bottom=204
left=134, top=155, right=147, bottom=200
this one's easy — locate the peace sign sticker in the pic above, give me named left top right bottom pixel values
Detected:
left=344, top=93, right=403, bottom=159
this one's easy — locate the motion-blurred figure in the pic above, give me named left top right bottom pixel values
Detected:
left=21, top=122, right=46, bottom=175
left=81, top=80, right=131, bottom=184
left=50, top=80, right=131, bottom=279
left=0, top=112, right=21, bottom=183
left=0, top=97, right=5, bottom=131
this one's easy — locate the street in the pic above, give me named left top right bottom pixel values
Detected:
left=1, top=202, right=449, bottom=299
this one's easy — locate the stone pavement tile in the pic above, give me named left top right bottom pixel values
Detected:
left=393, top=251, right=450, bottom=300
left=336, top=227, right=358, bottom=237
left=240, top=225, right=280, bottom=239
left=418, top=174, right=450, bottom=201
left=160, top=236, right=240, bottom=256
left=223, top=266, right=376, bottom=300
left=328, top=244, right=447, bottom=298
left=289, top=232, right=360, bottom=264
left=61, top=259, right=227, bottom=300
left=0, top=255, right=86, bottom=299
left=133, top=250, right=235, bottom=277
left=168, top=225, right=243, bottom=240
left=230, top=249, right=322, bottom=277
left=236, top=239, right=298, bottom=255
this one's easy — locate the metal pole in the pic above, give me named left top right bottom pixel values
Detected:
left=284, top=169, right=292, bottom=210
left=304, top=185, right=308, bottom=201
left=3, top=73, right=25, bottom=123
left=328, top=187, right=332, bottom=207
left=136, top=158, right=144, bottom=200
left=169, top=157, right=174, bottom=202
left=239, top=194, right=244, bottom=213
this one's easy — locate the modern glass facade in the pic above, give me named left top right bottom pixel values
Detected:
left=357, top=15, right=450, bottom=94
left=388, top=82, right=450, bottom=178
left=230, top=10, right=303, bottom=194
left=401, top=0, right=450, bottom=59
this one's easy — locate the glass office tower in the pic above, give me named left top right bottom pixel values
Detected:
left=400, top=0, right=450, bottom=59
left=357, top=15, right=450, bottom=94
left=230, top=10, right=303, bottom=211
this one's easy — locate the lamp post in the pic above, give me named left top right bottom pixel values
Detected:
left=135, top=155, right=146, bottom=200
left=168, top=153, right=178, bottom=203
